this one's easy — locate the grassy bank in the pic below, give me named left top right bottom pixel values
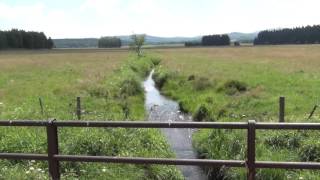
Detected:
left=151, top=45, right=320, bottom=179
left=0, top=50, right=182, bottom=179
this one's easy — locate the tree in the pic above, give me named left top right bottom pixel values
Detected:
left=130, top=34, right=145, bottom=57
left=6, top=29, right=23, bottom=48
left=98, top=36, right=121, bottom=48
left=201, top=34, right=230, bottom=46
left=47, top=37, right=54, bottom=49
left=0, top=31, right=8, bottom=49
left=22, top=31, right=34, bottom=49
left=254, top=25, right=320, bottom=45
left=0, top=29, right=54, bottom=50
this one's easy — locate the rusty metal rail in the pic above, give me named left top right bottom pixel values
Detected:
left=0, top=119, right=320, bottom=180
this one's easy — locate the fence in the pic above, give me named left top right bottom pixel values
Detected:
left=0, top=120, right=320, bottom=180
left=37, top=96, right=319, bottom=122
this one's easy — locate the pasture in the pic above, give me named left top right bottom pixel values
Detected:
left=0, top=49, right=182, bottom=179
left=1, top=45, right=320, bottom=179
left=151, top=45, right=320, bottom=179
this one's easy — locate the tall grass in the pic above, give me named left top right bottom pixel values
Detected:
left=0, top=50, right=183, bottom=179
left=150, top=45, right=320, bottom=179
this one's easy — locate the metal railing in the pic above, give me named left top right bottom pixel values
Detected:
left=0, top=119, right=320, bottom=180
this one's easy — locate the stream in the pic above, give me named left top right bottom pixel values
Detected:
left=143, top=70, right=207, bottom=180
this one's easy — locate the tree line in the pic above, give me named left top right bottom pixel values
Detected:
left=0, top=29, right=54, bottom=50
left=98, top=37, right=121, bottom=48
left=185, top=34, right=230, bottom=47
left=254, top=25, right=320, bottom=45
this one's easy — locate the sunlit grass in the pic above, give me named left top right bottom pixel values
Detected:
left=0, top=50, right=183, bottom=179
left=150, top=45, right=320, bottom=179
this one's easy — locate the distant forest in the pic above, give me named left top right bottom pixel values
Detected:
left=254, top=25, right=320, bottom=45
left=185, top=34, right=230, bottom=47
left=0, top=29, right=54, bottom=50
left=98, top=37, right=121, bottom=48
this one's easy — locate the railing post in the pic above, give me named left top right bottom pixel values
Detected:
left=76, top=97, right=81, bottom=120
left=308, top=105, right=318, bottom=120
left=47, top=119, right=60, bottom=180
left=247, top=120, right=256, bottom=180
left=39, top=97, right=44, bottom=116
left=279, top=96, right=285, bottom=122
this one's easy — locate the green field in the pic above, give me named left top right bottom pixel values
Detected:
left=0, top=50, right=182, bottom=179
left=1, top=46, right=320, bottom=179
left=151, top=45, right=320, bottom=179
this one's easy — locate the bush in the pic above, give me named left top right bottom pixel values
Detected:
left=178, top=100, right=188, bottom=113
left=193, top=129, right=246, bottom=179
left=219, top=80, right=248, bottom=95
left=153, top=68, right=171, bottom=89
left=150, top=57, right=161, bottom=66
left=128, top=56, right=154, bottom=77
left=187, top=74, right=195, bottom=81
left=264, top=131, right=301, bottom=150
left=193, top=104, right=210, bottom=121
left=299, top=140, right=320, bottom=162
left=119, top=76, right=143, bottom=96
left=192, top=77, right=212, bottom=91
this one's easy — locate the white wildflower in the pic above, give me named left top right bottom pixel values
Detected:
left=29, top=167, right=34, bottom=171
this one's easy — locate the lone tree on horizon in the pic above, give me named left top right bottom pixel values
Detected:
left=130, top=34, right=145, bottom=57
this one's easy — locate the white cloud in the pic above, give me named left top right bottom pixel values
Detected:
left=0, top=0, right=319, bottom=38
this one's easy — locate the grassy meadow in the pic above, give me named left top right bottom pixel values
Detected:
left=150, top=45, right=320, bottom=179
left=1, top=45, right=320, bottom=179
left=0, top=49, right=183, bottom=179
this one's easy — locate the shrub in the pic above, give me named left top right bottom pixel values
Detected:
left=192, top=77, right=212, bottom=91
left=217, top=107, right=227, bottom=119
left=205, top=96, right=214, bottom=104
left=128, top=56, right=154, bottom=77
left=264, top=131, right=301, bottom=150
left=150, top=57, right=161, bottom=66
left=153, top=69, right=170, bottom=89
left=299, top=140, right=320, bottom=162
left=219, top=80, right=248, bottom=95
left=119, top=76, right=143, bottom=96
left=178, top=100, right=188, bottom=113
left=187, top=74, right=195, bottom=81
left=193, top=129, right=246, bottom=179
left=193, top=104, right=210, bottom=121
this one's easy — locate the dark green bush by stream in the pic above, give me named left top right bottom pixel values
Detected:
left=218, top=80, right=248, bottom=95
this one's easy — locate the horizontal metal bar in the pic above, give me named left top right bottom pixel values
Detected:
left=54, top=121, right=248, bottom=129
left=256, top=161, right=320, bottom=169
left=1, top=153, right=320, bottom=170
left=255, top=123, right=320, bottom=130
left=0, top=153, right=48, bottom=160
left=0, top=120, right=320, bottom=130
left=54, top=155, right=246, bottom=167
left=0, top=120, right=49, bottom=126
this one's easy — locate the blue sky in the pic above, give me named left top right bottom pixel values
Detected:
left=0, top=0, right=319, bottom=38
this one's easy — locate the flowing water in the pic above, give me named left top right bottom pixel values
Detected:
left=143, top=70, right=207, bottom=180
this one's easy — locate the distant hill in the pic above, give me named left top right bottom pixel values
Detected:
left=53, top=33, right=257, bottom=48
left=53, top=38, right=98, bottom=48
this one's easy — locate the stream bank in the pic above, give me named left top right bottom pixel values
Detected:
left=144, top=69, right=207, bottom=180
